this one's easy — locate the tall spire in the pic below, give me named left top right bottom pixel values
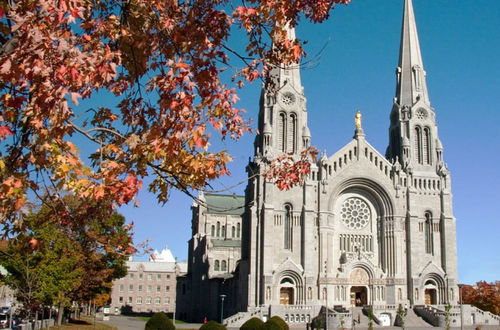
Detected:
left=396, top=0, right=430, bottom=107
left=387, top=0, right=445, bottom=173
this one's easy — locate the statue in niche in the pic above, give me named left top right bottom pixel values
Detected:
left=266, top=286, right=271, bottom=301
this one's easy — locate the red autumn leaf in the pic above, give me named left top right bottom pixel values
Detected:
left=0, top=125, right=13, bottom=139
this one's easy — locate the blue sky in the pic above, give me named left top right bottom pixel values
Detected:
left=119, top=0, right=500, bottom=284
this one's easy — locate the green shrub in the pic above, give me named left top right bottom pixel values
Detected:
left=240, top=317, right=265, bottom=330
left=269, top=316, right=289, bottom=330
left=260, top=319, right=282, bottom=330
left=145, top=312, right=175, bottom=330
left=310, top=315, right=325, bottom=330
left=199, top=320, right=227, bottom=330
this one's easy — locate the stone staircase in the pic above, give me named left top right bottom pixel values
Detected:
left=351, top=307, right=373, bottom=328
left=405, top=308, right=433, bottom=327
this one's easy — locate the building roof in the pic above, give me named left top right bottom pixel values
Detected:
left=127, top=260, right=176, bottom=272
left=150, top=247, right=176, bottom=262
left=204, top=193, right=245, bottom=216
left=177, top=261, right=188, bottom=273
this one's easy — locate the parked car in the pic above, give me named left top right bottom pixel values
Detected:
left=0, top=313, right=8, bottom=329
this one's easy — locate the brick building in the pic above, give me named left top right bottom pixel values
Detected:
left=110, top=247, right=186, bottom=315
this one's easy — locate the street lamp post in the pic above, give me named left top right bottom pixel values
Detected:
left=220, top=295, right=227, bottom=324
left=459, top=285, right=464, bottom=330
left=173, top=306, right=176, bottom=325
left=324, top=261, right=328, bottom=330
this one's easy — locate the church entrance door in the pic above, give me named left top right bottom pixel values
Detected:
left=280, top=287, right=294, bottom=305
left=424, top=288, right=437, bottom=305
left=350, top=286, right=367, bottom=307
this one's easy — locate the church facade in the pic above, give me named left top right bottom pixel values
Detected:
left=176, top=0, right=498, bottom=327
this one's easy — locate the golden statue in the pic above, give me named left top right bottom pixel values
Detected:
left=355, top=110, right=362, bottom=129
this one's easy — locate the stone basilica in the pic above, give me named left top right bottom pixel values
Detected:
left=176, top=0, right=498, bottom=327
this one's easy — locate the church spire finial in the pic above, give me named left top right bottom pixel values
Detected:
left=396, top=0, right=430, bottom=107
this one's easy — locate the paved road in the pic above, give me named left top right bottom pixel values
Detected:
left=100, top=315, right=202, bottom=330
left=97, top=316, right=500, bottom=330
left=101, top=315, right=146, bottom=330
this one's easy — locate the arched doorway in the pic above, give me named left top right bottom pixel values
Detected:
left=349, top=268, right=371, bottom=306
left=279, top=278, right=295, bottom=305
left=424, top=280, right=437, bottom=305
left=350, top=286, right=368, bottom=306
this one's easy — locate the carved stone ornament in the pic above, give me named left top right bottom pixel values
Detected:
left=280, top=92, right=296, bottom=107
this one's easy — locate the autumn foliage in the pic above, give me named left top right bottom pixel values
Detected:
left=0, top=0, right=350, bottom=236
left=461, top=281, right=500, bottom=316
left=0, top=196, right=130, bottom=320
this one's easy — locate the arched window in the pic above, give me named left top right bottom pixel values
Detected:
left=216, top=222, right=220, bottom=237
left=221, top=225, right=226, bottom=238
left=278, top=112, right=287, bottom=152
left=425, top=212, right=434, bottom=255
left=423, top=127, right=431, bottom=165
left=214, top=260, right=220, bottom=271
left=284, top=204, right=292, bottom=250
left=415, top=126, right=422, bottom=164
left=231, top=226, right=235, bottom=238
left=288, top=113, right=297, bottom=153
left=237, top=223, right=241, bottom=238
left=211, top=225, right=215, bottom=236
left=221, top=260, right=227, bottom=271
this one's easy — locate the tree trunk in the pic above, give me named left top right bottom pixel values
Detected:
left=34, top=310, right=38, bottom=330
left=57, top=303, right=64, bottom=326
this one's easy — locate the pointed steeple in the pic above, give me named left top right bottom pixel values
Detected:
left=387, top=0, right=446, bottom=175
left=254, top=24, right=309, bottom=158
left=396, top=0, right=430, bottom=107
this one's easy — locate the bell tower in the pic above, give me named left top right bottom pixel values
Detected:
left=254, top=25, right=311, bottom=159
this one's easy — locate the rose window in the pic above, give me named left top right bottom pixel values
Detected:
left=415, top=108, right=428, bottom=120
left=340, top=198, right=371, bottom=230
left=281, top=92, right=296, bottom=106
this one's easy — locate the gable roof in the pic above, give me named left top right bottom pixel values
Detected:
left=204, top=193, right=245, bottom=216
